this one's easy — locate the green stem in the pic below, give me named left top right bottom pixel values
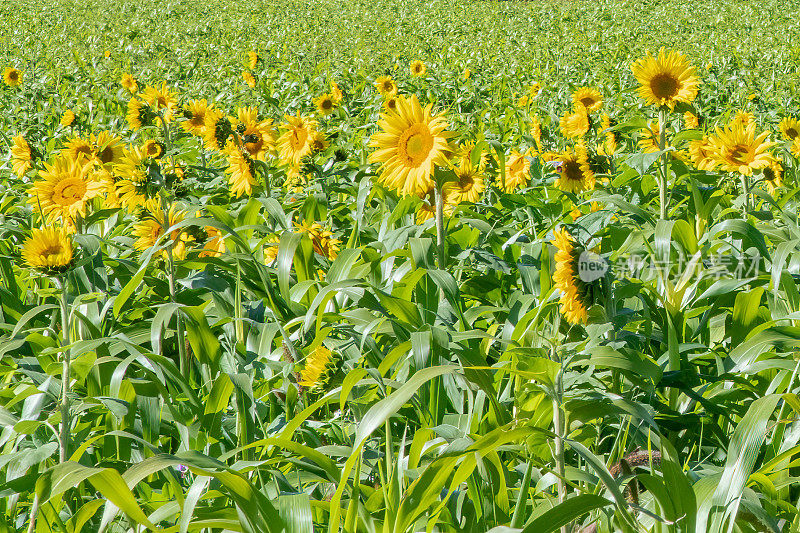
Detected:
left=741, top=173, right=750, bottom=217
left=434, top=185, right=446, bottom=268
left=161, top=192, right=187, bottom=375
left=658, top=107, right=669, bottom=220
left=58, top=277, right=70, bottom=463
left=553, top=348, right=566, bottom=533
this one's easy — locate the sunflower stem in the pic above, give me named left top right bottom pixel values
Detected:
left=161, top=191, right=188, bottom=376
left=658, top=106, right=669, bottom=220
left=741, top=173, right=750, bottom=217
left=57, top=276, right=71, bottom=463
left=552, top=346, right=567, bottom=532
left=434, top=184, right=446, bottom=268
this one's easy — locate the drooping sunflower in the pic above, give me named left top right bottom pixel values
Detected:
left=779, top=117, right=800, bottom=141
left=29, top=156, right=104, bottom=223
left=552, top=228, right=592, bottom=325
left=530, top=114, right=542, bottom=152
left=277, top=114, right=318, bottom=167
left=503, top=150, right=531, bottom=193
left=368, top=94, right=454, bottom=197
left=375, top=75, right=398, bottom=96
left=631, top=48, right=699, bottom=109
left=225, top=147, right=257, bottom=198
left=242, top=70, right=256, bottom=88
left=309, top=131, right=328, bottom=154
left=95, top=168, right=121, bottom=209
left=141, top=139, right=165, bottom=159
left=11, top=135, right=36, bottom=178
left=61, top=109, right=76, bottom=128
left=684, top=111, right=700, bottom=129
left=181, top=99, right=213, bottom=137
left=572, top=87, right=603, bottom=113
left=199, top=226, right=226, bottom=258
left=115, top=146, right=158, bottom=212
left=247, top=51, right=259, bottom=70
left=93, top=131, right=124, bottom=167
left=133, top=207, right=189, bottom=260
left=709, top=121, right=775, bottom=175
left=61, top=137, right=95, bottom=163
left=330, top=81, right=343, bottom=103
left=233, top=107, right=276, bottom=160
left=299, top=345, right=341, bottom=391
left=638, top=121, right=664, bottom=153
left=141, top=82, right=179, bottom=121
left=3, top=67, right=22, bottom=87
left=295, top=220, right=341, bottom=260
left=416, top=197, right=435, bottom=224
left=688, top=137, right=717, bottom=171
left=127, top=98, right=154, bottom=130
left=313, top=93, right=337, bottom=116
left=560, top=107, right=589, bottom=138
left=761, top=161, right=783, bottom=193
left=444, top=142, right=487, bottom=204
left=203, top=110, right=234, bottom=152
left=22, top=227, right=73, bottom=273
left=550, top=143, right=595, bottom=193
left=263, top=235, right=280, bottom=265
left=410, top=60, right=426, bottom=77
left=121, top=73, right=138, bottom=93
left=597, top=113, right=618, bottom=156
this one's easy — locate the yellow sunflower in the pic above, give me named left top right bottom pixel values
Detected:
left=93, top=131, right=124, bottom=167
left=330, top=81, right=343, bottom=103
left=242, top=70, right=256, bottom=88
left=638, top=121, right=664, bottom=153
left=684, top=111, right=700, bottom=129
left=597, top=113, right=618, bottom=156
left=141, top=82, right=178, bottom=121
left=552, top=228, right=591, bottom=324
left=572, top=87, right=603, bottom=113
left=761, top=161, right=783, bottom=193
left=416, top=199, right=435, bottom=224
left=3, top=67, right=22, bottom=87
left=234, top=106, right=276, bottom=160
left=141, top=139, right=165, bottom=159
left=121, top=73, right=138, bottom=93
left=199, top=226, right=226, bottom=258
left=779, top=117, right=800, bottom=141
left=504, top=150, right=531, bottom=193
left=518, top=83, right=541, bottom=106
left=181, top=99, right=213, bottom=136
left=709, top=121, right=775, bottom=175
left=247, top=51, right=259, bottom=70
left=560, top=107, right=589, bottom=138
left=313, top=93, right=337, bottom=116
left=550, top=143, right=595, bottom=193
left=295, top=220, right=341, bottom=260
left=530, top=114, right=542, bottom=152
left=127, top=98, right=154, bottom=130
left=22, top=227, right=73, bottom=273
left=133, top=207, right=189, bottom=260
left=225, top=147, right=257, bottom=198
left=462, top=68, right=471, bottom=81
left=95, top=168, right=121, bottom=209
left=375, top=76, right=398, bottom=96
left=384, top=96, right=399, bottom=113
left=368, top=94, right=454, bottom=197
left=444, top=142, right=487, bottom=204
left=731, top=110, right=754, bottom=127
left=60, top=109, right=76, bottom=128
left=263, top=235, right=280, bottom=265
left=792, top=138, right=800, bottom=159
left=115, top=146, right=157, bottom=212
left=11, top=135, right=35, bottom=178
left=688, top=137, right=717, bottom=171
left=410, top=60, right=426, bottom=77
left=299, top=345, right=338, bottom=390
left=28, top=156, right=104, bottom=223
left=631, top=48, right=699, bottom=109
left=277, top=113, right=318, bottom=167
left=202, top=110, right=234, bottom=152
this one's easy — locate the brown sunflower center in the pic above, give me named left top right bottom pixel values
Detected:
left=321, top=99, right=333, bottom=110
left=99, top=146, right=116, bottom=164
left=562, top=160, right=583, bottom=182
left=41, top=245, right=65, bottom=260
left=398, top=124, right=433, bottom=166
left=787, top=127, right=798, bottom=139
left=53, top=178, right=87, bottom=205
left=650, top=74, right=679, bottom=100
left=728, top=145, right=752, bottom=165
left=508, top=158, right=525, bottom=175
left=580, top=97, right=596, bottom=108
left=382, top=81, right=394, bottom=92
left=8, top=71, right=19, bottom=81
left=459, top=175, right=474, bottom=191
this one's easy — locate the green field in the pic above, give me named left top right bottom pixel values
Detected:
left=1, top=0, right=800, bottom=531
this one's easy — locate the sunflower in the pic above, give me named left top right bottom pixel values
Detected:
left=503, top=150, right=531, bottom=193
left=142, top=139, right=165, bottom=159
left=779, top=117, right=800, bottom=141
left=242, top=70, right=256, bottom=88
left=299, top=345, right=340, bottom=391
left=277, top=114, right=318, bottom=167
left=375, top=75, right=398, bottom=96
left=638, top=121, right=664, bottom=153
left=572, top=87, right=603, bottom=113
left=61, top=137, right=94, bottom=163
left=104, top=50, right=111, bottom=59
left=247, top=51, right=259, bottom=70
left=203, top=110, right=234, bottom=152
left=127, top=98, right=154, bottom=130
left=133, top=207, right=189, bottom=260
left=384, top=96, right=399, bottom=113
left=688, top=137, right=717, bottom=171
left=462, top=68, right=471, bottom=81
left=93, top=131, right=124, bottom=167
left=233, top=106, right=276, bottom=160
left=225, top=147, right=257, bottom=198
left=368, top=94, right=454, bottom=197
left=28, top=156, right=104, bottom=223
left=410, top=60, right=426, bottom=77
left=550, top=143, right=595, bottom=193
left=530, top=114, right=542, bottom=152
left=180, top=99, right=213, bottom=137
left=141, top=82, right=178, bottom=121
left=631, top=48, right=699, bottom=109
left=761, top=161, right=783, bottom=193
left=199, top=226, right=226, bottom=258
left=560, top=107, right=589, bottom=138
left=684, top=111, right=700, bottom=129
left=263, top=235, right=280, bottom=265
left=60, top=109, right=76, bottom=128
left=95, top=168, right=121, bottom=209
left=709, top=121, right=775, bottom=175
left=552, top=228, right=592, bottom=324
left=313, top=93, right=337, bottom=116
left=22, top=227, right=73, bottom=273
left=793, top=139, right=800, bottom=159
left=295, top=221, right=341, bottom=260
left=731, top=110, right=754, bottom=127
left=330, top=81, right=343, bottom=103
left=597, top=113, right=618, bottom=156
left=121, top=73, right=138, bottom=93
left=3, top=67, right=22, bottom=87
left=115, top=146, right=158, bottom=212
left=518, top=83, right=541, bottom=106
left=416, top=200, right=435, bottom=224
left=11, top=135, right=36, bottom=178
left=444, top=142, right=487, bottom=204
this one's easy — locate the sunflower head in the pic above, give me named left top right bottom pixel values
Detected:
left=313, top=93, right=336, bottom=116
left=572, top=87, right=603, bottom=113
left=779, top=117, right=800, bottom=141
left=330, top=81, right=343, bottom=103
left=410, top=60, right=426, bottom=77
left=503, top=150, right=531, bottom=193
left=203, top=111, right=234, bottom=152
left=127, top=98, right=155, bottom=130
left=141, top=82, right=178, bottom=119
left=368, top=94, right=454, bottom=197
left=3, top=67, right=22, bottom=87
left=551, top=227, right=602, bottom=325
left=225, top=146, right=257, bottom=198
left=299, top=345, right=343, bottom=392
left=549, top=143, right=595, bottom=193
left=142, top=139, right=165, bottom=159
left=375, top=75, right=398, bottom=96
left=11, top=135, right=40, bottom=178
left=761, top=161, right=783, bottom=194
left=22, top=227, right=74, bottom=274
left=29, top=155, right=104, bottom=223
left=121, top=73, right=138, bottom=93
left=560, top=107, right=590, bottom=139
left=60, top=109, right=76, bottom=128
left=383, top=96, right=399, bottom=113
left=684, top=111, right=700, bottom=129
left=277, top=114, right=318, bottom=167
left=242, top=70, right=256, bottom=88
left=247, top=51, right=259, bottom=70
left=709, top=121, right=776, bottom=175
left=631, top=48, right=699, bottom=109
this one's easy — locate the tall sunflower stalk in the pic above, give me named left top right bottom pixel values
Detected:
left=657, top=106, right=670, bottom=220
left=56, top=276, right=71, bottom=463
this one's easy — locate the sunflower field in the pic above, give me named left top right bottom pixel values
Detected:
left=3, top=0, right=800, bottom=531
